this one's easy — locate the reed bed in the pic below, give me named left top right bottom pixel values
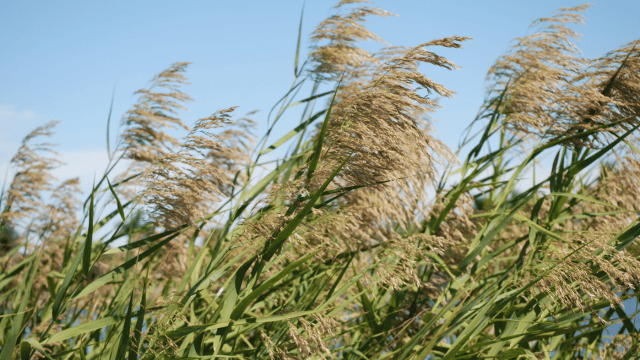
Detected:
left=1, top=1, right=640, bottom=359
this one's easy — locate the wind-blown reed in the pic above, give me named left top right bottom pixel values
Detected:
left=1, top=1, right=639, bottom=359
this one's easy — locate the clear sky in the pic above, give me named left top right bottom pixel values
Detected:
left=1, top=0, right=639, bottom=195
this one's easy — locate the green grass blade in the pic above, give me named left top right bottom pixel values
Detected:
left=294, top=4, right=304, bottom=77
left=51, top=241, right=84, bottom=321
left=260, top=109, right=327, bottom=156
left=106, top=87, right=115, bottom=159
left=307, top=84, right=339, bottom=181
left=265, top=153, right=350, bottom=259
left=44, top=317, right=120, bottom=344
left=106, top=177, right=126, bottom=222
left=0, top=247, right=42, bottom=360
left=116, top=292, right=135, bottom=360
left=129, top=287, right=146, bottom=360
left=83, top=187, right=95, bottom=276
left=104, top=226, right=186, bottom=255
left=230, top=250, right=319, bottom=321
left=167, top=309, right=330, bottom=340
left=24, top=339, right=54, bottom=360
left=74, top=229, right=184, bottom=299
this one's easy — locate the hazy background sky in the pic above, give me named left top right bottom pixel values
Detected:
left=1, top=0, right=639, bottom=195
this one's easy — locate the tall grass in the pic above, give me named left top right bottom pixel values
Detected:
left=2, top=1, right=640, bottom=359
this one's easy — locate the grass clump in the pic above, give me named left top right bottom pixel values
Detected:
left=1, top=1, right=640, bottom=359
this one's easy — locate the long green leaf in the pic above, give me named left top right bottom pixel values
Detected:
left=83, top=188, right=94, bottom=276
left=307, top=84, right=340, bottom=181
left=0, top=247, right=42, bottom=360
left=106, top=177, right=126, bottom=222
left=74, top=229, right=184, bottom=299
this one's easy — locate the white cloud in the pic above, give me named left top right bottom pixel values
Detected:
left=52, top=149, right=114, bottom=193
left=0, top=104, right=37, bottom=123
left=0, top=104, right=40, bottom=164
left=0, top=148, right=128, bottom=200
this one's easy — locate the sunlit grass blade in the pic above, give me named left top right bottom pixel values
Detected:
left=260, top=108, right=327, bottom=156
left=116, top=292, right=135, bottom=360
left=83, top=186, right=95, bottom=276
left=294, top=4, right=304, bottom=77
left=129, top=286, right=146, bottom=360
left=106, top=177, right=126, bottom=222
left=106, top=87, right=115, bottom=159
left=307, top=83, right=340, bottom=181
left=0, top=247, right=42, bottom=360
left=74, top=229, right=184, bottom=299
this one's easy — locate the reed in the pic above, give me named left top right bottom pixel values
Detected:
left=1, top=1, right=639, bottom=359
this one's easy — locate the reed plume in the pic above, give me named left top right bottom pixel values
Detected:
left=142, top=107, right=241, bottom=228
left=3, top=2, right=640, bottom=359
left=119, top=61, right=192, bottom=164
left=0, top=121, right=62, bottom=232
left=482, top=5, right=640, bottom=146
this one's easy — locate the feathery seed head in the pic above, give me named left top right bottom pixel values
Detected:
left=142, top=107, right=239, bottom=228
left=119, top=62, right=193, bottom=164
left=309, top=0, right=393, bottom=81
left=1, top=121, right=62, bottom=230
left=484, top=5, right=640, bottom=147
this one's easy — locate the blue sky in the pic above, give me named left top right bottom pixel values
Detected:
left=1, top=0, right=639, bottom=194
